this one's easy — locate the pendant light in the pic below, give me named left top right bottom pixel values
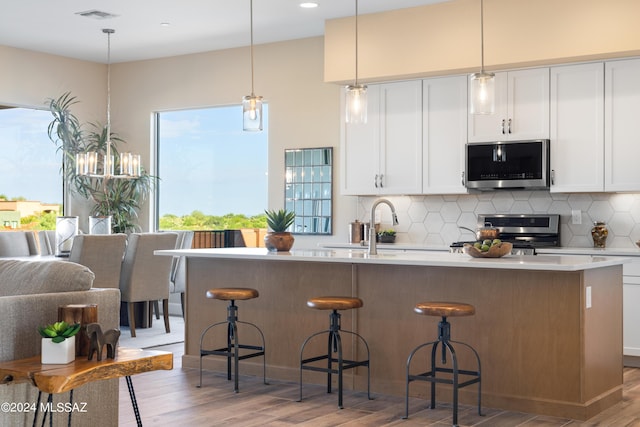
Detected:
left=243, top=0, right=263, bottom=132
left=76, top=29, right=141, bottom=178
left=469, top=0, right=495, bottom=115
left=345, top=0, right=367, bottom=124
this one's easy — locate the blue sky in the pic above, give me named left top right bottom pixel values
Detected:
left=0, top=107, right=61, bottom=204
left=157, top=105, right=268, bottom=217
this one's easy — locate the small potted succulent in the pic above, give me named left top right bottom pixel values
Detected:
left=38, top=321, right=81, bottom=364
left=264, top=209, right=295, bottom=252
left=377, top=229, right=397, bottom=244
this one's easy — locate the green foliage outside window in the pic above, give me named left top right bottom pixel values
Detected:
left=159, top=211, right=267, bottom=231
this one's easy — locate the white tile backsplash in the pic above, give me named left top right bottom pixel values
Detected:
left=358, top=191, right=640, bottom=248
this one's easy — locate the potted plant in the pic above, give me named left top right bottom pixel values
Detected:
left=377, top=229, right=396, bottom=244
left=47, top=92, right=154, bottom=233
left=38, top=321, right=81, bottom=364
left=264, top=209, right=295, bottom=252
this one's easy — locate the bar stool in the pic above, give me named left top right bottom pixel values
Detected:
left=197, top=287, right=266, bottom=392
left=298, top=296, right=371, bottom=409
left=404, top=301, right=482, bottom=426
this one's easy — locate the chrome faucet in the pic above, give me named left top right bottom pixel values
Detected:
left=368, top=198, right=399, bottom=255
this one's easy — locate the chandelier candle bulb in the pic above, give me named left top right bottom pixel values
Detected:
left=87, top=152, right=98, bottom=175
left=75, top=153, right=87, bottom=175
left=120, top=152, right=131, bottom=175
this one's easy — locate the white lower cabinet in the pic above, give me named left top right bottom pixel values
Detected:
left=624, top=260, right=640, bottom=357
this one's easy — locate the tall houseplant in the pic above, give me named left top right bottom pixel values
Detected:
left=47, top=92, right=154, bottom=233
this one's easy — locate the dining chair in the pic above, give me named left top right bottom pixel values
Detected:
left=0, top=231, right=39, bottom=257
left=169, top=230, right=194, bottom=318
left=119, top=232, right=178, bottom=337
left=37, top=230, right=56, bottom=256
left=69, top=234, right=128, bottom=288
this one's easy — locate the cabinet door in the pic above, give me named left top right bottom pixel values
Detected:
left=468, top=72, right=508, bottom=142
left=423, top=75, right=468, bottom=194
left=340, top=85, right=380, bottom=195
left=378, top=81, right=423, bottom=195
left=508, top=68, right=550, bottom=140
left=550, top=62, right=604, bottom=192
left=468, top=68, right=549, bottom=142
left=605, top=58, right=640, bottom=191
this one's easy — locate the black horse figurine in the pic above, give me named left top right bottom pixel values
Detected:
left=87, top=323, right=121, bottom=361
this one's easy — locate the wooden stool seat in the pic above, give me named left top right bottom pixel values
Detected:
left=206, top=288, right=259, bottom=301
left=414, top=301, right=475, bottom=318
left=306, top=296, right=363, bottom=311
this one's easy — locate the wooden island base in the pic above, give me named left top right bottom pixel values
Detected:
left=179, top=255, right=623, bottom=421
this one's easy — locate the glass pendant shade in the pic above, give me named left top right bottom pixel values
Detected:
left=345, top=84, right=368, bottom=124
left=469, top=71, right=495, bottom=115
left=243, top=95, right=263, bottom=131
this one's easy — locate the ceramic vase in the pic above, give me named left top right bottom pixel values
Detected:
left=41, top=338, right=75, bottom=364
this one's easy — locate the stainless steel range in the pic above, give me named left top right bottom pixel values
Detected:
left=450, top=213, right=560, bottom=255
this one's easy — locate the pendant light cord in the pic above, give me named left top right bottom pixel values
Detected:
left=250, top=0, right=255, bottom=97
left=106, top=30, right=112, bottom=145
left=355, top=0, right=359, bottom=86
left=480, top=0, right=485, bottom=73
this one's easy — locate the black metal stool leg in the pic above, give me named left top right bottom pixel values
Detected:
left=299, top=308, right=370, bottom=409
left=404, top=316, right=482, bottom=426
left=198, top=297, right=266, bottom=392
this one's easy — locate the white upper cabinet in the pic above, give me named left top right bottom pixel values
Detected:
left=468, top=68, right=550, bottom=142
left=340, top=80, right=422, bottom=195
left=549, top=62, right=604, bottom=193
left=605, top=58, right=640, bottom=192
left=423, top=75, right=468, bottom=194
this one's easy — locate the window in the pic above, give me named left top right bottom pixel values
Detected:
left=0, top=106, right=61, bottom=228
left=156, top=105, right=268, bottom=231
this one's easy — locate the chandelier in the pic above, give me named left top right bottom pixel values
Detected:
left=76, top=29, right=141, bottom=178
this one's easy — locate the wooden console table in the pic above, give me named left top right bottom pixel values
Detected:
left=0, top=347, right=172, bottom=426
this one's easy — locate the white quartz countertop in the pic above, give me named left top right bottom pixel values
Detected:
left=156, top=248, right=628, bottom=271
left=321, top=242, right=640, bottom=257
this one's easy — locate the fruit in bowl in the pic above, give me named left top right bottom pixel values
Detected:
left=463, top=240, right=513, bottom=258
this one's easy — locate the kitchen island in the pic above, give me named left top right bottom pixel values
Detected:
left=155, top=248, right=626, bottom=420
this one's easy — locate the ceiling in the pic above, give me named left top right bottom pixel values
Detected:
left=0, top=0, right=451, bottom=64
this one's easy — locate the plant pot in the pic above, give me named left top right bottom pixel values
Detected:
left=41, top=338, right=75, bottom=364
left=378, top=235, right=396, bottom=244
left=264, top=232, right=295, bottom=252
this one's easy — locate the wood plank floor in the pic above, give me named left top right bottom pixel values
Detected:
left=119, top=343, right=640, bottom=426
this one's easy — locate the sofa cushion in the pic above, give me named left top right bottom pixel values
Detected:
left=0, top=259, right=95, bottom=297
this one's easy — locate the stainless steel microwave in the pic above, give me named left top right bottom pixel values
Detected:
left=465, top=139, right=550, bottom=190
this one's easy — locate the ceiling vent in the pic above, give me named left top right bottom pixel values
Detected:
left=75, top=10, right=119, bottom=20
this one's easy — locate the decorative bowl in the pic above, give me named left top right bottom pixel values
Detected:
left=463, top=242, right=513, bottom=258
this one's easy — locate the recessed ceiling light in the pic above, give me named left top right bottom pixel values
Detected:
left=300, top=2, right=319, bottom=8
left=160, top=22, right=171, bottom=27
